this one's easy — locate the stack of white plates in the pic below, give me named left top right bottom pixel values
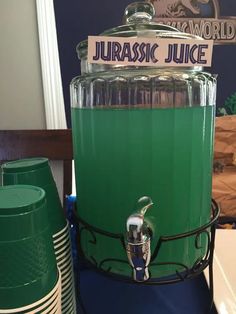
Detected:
left=53, top=221, right=76, bottom=313
left=0, top=271, right=61, bottom=314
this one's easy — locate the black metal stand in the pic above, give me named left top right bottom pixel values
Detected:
left=73, top=200, right=220, bottom=314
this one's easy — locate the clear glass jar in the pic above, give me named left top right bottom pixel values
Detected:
left=70, top=2, right=216, bottom=279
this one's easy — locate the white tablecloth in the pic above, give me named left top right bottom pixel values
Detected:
left=204, top=230, right=236, bottom=313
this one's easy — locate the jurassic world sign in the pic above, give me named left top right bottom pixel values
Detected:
left=88, top=36, right=213, bottom=67
left=149, top=0, right=236, bottom=44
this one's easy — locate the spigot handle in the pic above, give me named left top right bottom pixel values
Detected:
left=134, top=196, right=154, bottom=216
left=126, top=196, right=153, bottom=236
left=126, top=196, right=154, bottom=282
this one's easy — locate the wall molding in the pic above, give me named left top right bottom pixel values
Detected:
left=36, top=0, right=67, bottom=129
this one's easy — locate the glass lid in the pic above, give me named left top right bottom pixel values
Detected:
left=77, top=2, right=202, bottom=60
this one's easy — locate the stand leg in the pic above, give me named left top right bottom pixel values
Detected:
left=207, top=223, right=216, bottom=314
left=208, top=257, right=214, bottom=313
left=76, top=232, right=88, bottom=313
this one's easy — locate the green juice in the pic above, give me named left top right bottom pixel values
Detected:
left=71, top=106, right=214, bottom=277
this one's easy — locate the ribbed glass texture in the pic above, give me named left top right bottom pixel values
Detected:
left=71, top=70, right=216, bottom=109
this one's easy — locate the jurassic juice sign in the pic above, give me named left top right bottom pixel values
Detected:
left=88, top=36, right=213, bottom=67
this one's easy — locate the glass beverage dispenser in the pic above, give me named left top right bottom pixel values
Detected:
left=70, top=2, right=216, bottom=282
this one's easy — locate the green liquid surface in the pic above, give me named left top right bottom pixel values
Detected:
left=72, top=106, right=214, bottom=277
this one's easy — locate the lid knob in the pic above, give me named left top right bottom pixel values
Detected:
left=124, top=2, right=155, bottom=25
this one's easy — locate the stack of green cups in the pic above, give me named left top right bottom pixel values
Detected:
left=0, top=185, right=61, bottom=313
left=2, top=158, right=65, bottom=235
left=2, top=158, right=76, bottom=313
left=53, top=223, right=77, bottom=313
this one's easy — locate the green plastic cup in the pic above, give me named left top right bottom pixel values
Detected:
left=1, top=158, right=66, bottom=234
left=0, top=185, right=58, bottom=309
left=0, top=267, right=61, bottom=313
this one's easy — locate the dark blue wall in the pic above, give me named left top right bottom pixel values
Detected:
left=54, top=0, right=236, bottom=126
left=54, top=0, right=131, bottom=126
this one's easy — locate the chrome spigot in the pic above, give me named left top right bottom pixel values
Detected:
left=126, top=196, right=153, bottom=282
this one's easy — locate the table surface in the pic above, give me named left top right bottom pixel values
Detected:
left=79, top=270, right=215, bottom=314
left=204, top=229, right=236, bottom=314
left=77, top=229, right=235, bottom=314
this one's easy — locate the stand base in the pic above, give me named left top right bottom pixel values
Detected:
left=73, top=200, right=219, bottom=314
left=78, top=270, right=218, bottom=314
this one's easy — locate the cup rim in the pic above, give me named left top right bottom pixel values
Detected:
left=61, top=271, right=73, bottom=289
left=53, top=235, right=70, bottom=251
left=24, top=287, right=60, bottom=314
left=61, top=268, right=73, bottom=284
left=54, top=300, right=62, bottom=314
left=62, top=293, right=74, bottom=306
left=0, top=269, right=61, bottom=313
left=61, top=298, right=75, bottom=314
left=60, top=266, right=73, bottom=279
left=54, top=241, right=71, bottom=256
left=61, top=277, right=74, bottom=293
left=53, top=230, right=69, bottom=245
left=60, top=265, right=73, bottom=280
left=61, top=283, right=74, bottom=300
left=58, top=254, right=73, bottom=269
left=61, top=283, right=74, bottom=302
left=57, top=249, right=72, bottom=262
left=55, top=244, right=72, bottom=262
left=38, top=301, right=58, bottom=314
left=2, top=158, right=49, bottom=174
left=62, top=301, right=74, bottom=313
left=0, top=186, right=46, bottom=216
left=52, top=221, right=69, bottom=239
